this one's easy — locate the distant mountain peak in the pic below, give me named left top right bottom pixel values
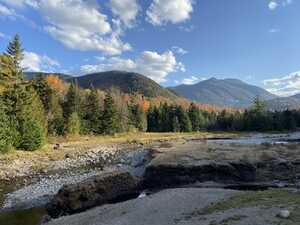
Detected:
left=171, top=77, right=277, bottom=108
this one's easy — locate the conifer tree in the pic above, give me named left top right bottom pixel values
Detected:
left=0, top=100, right=13, bottom=153
left=67, top=112, right=81, bottom=135
left=101, top=94, right=118, bottom=135
left=2, top=84, right=46, bottom=150
left=171, top=116, right=181, bottom=132
left=175, top=105, right=192, bottom=132
left=63, top=82, right=81, bottom=119
left=188, top=103, right=204, bottom=131
left=84, top=88, right=101, bottom=134
left=4, top=34, right=24, bottom=80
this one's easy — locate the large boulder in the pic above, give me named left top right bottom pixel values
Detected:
left=143, top=160, right=256, bottom=188
left=47, top=171, right=141, bottom=218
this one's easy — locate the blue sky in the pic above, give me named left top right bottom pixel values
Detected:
left=0, top=0, right=299, bottom=96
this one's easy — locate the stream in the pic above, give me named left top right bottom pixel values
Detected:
left=1, top=132, right=300, bottom=225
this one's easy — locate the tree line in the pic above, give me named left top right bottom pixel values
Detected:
left=0, top=35, right=300, bottom=153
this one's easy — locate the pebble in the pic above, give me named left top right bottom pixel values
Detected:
left=277, top=210, right=290, bottom=219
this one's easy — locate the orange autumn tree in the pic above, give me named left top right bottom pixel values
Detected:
left=45, top=75, right=67, bottom=95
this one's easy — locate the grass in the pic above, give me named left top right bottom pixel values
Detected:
left=188, top=189, right=300, bottom=224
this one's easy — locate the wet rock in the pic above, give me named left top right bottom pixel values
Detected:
left=46, top=172, right=140, bottom=218
left=277, top=210, right=290, bottom=219
left=143, top=160, right=256, bottom=188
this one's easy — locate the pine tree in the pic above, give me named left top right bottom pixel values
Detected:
left=67, top=112, right=81, bottom=135
left=171, top=116, right=181, bottom=132
left=63, top=82, right=81, bottom=119
left=2, top=84, right=46, bottom=150
left=4, top=34, right=24, bottom=80
left=175, top=105, right=192, bottom=132
left=32, top=75, right=53, bottom=113
left=0, top=100, right=13, bottom=153
left=188, top=103, right=204, bottom=131
left=101, top=94, right=119, bottom=135
left=84, top=88, right=101, bottom=134
left=129, top=104, right=147, bottom=132
left=147, top=106, right=160, bottom=132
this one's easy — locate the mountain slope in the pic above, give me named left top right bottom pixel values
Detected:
left=73, top=71, right=176, bottom=98
left=24, top=72, right=72, bottom=81
left=171, top=78, right=277, bottom=108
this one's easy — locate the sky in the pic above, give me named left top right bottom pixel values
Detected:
left=0, top=0, right=300, bottom=97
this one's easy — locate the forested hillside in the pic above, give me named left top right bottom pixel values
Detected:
left=1, top=35, right=300, bottom=153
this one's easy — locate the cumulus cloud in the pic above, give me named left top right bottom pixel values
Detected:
left=268, top=0, right=293, bottom=10
left=263, top=71, right=300, bottom=96
left=110, top=0, right=139, bottom=27
left=81, top=51, right=185, bottom=83
left=38, top=0, right=131, bottom=55
left=21, top=51, right=60, bottom=72
left=146, top=0, right=194, bottom=26
left=175, top=76, right=206, bottom=85
left=0, top=3, right=17, bottom=17
left=0, top=0, right=132, bottom=55
left=268, top=1, right=279, bottom=10
left=172, top=46, right=188, bottom=55
left=0, top=0, right=38, bottom=8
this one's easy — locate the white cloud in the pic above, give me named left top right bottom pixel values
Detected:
left=146, top=0, right=194, bottom=26
left=110, top=0, right=139, bottom=27
left=175, top=76, right=206, bottom=85
left=81, top=50, right=185, bottom=83
left=269, top=28, right=280, bottom=33
left=21, top=51, right=60, bottom=72
left=268, top=0, right=293, bottom=10
left=268, top=1, right=279, bottom=10
left=263, top=71, right=300, bottom=96
left=0, top=3, right=17, bottom=17
left=37, top=0, right=131, bottom=55
left=172, top=46, right=188, bottom=55
left=1, top=0, right=132, bottom=55
left=0, top=0, right=38, bottom=8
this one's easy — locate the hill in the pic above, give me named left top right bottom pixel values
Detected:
left=171, top=78, right=277, bottom=108
left=24, top=72, right=72, bottom=81
left=72, top=71, right=176, bottom=98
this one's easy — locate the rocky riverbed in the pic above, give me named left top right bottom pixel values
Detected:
left=1, top=132, right=300, bottom=225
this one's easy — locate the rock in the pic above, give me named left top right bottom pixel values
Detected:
left=277, top=210, right=290, bottom=219
left=143, top=160, right=256, bottom=188
left=46, top=171, right=141, bottom=218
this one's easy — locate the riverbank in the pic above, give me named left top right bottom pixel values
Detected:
left=2, top=131, right=300, bottom=225
left=0, top=132, right=238, bottom=182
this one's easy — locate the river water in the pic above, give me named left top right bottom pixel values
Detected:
left=1, top=132, right=300, bottom=225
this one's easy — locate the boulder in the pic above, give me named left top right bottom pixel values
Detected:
left=47, top=171, right=141, bottom=218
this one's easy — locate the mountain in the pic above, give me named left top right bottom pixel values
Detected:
left=171, top=78, right=277, bottom=108
left=24, top=72, right=72, bottom=81
left=265, top=96, right=300, bottom=111
left=72, top=71, right=176, bottom=98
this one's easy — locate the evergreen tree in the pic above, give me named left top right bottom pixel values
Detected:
left=67, top=112, right=81, bottom=135
left=32, top=75, right=53, bottom=112
left=0, top=100, right=13, bottom=153
left=83, top=88, right=101, bottom=134
left=188, top=103, right=204, bottom=131
left=175, top=105, right=192, bottom=132
left=4, top=34, right=24, bottom=80
left=171, top=116, right=181, bottom=132
left=63, top=82, right=81, bottom=119
left=2, top=84, right=46, bottom=150
left=129, top=104, right=147, bottom=132
left=147, top=106, right=160, bottom=132
left=101, top=94, right=119, bottom=135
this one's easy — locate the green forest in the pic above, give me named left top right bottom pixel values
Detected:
left=1, top=35, right=300, bottom=153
